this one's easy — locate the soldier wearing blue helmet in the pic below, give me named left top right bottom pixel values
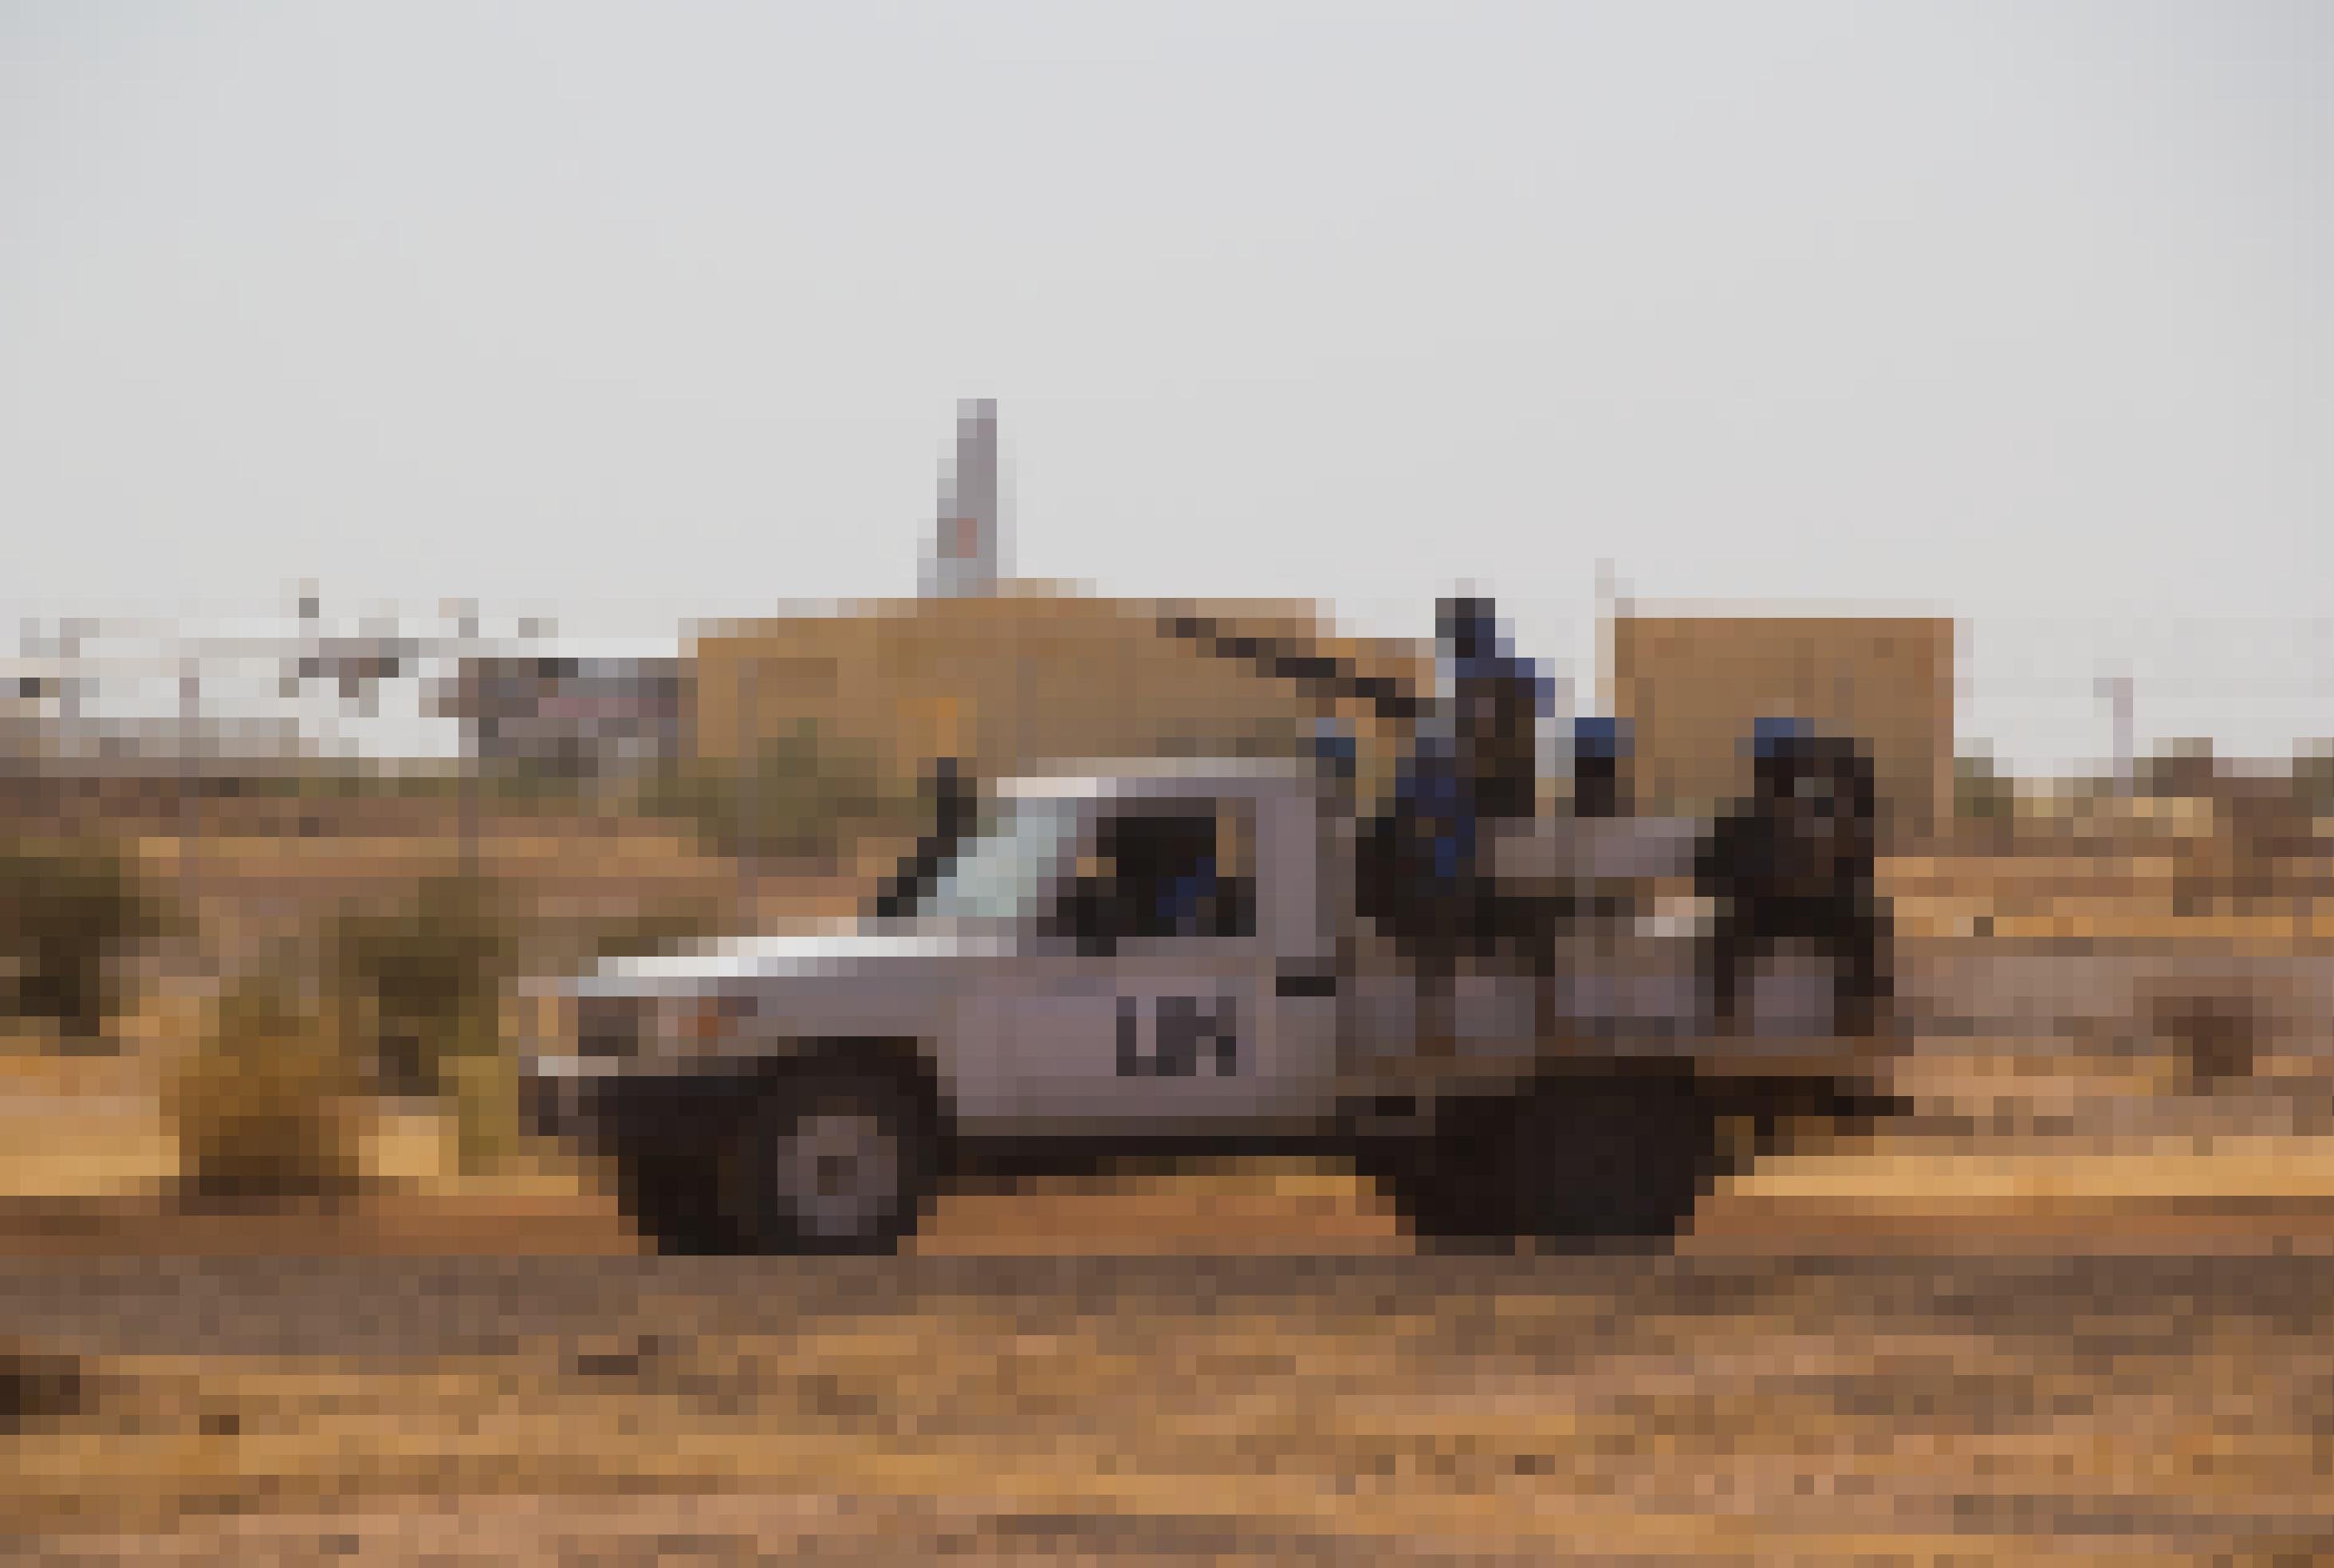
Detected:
left=1694, top=720, right=1887, bottom=1037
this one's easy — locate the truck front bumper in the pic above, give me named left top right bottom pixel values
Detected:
left=522, top=1055, right=759, bottom=1156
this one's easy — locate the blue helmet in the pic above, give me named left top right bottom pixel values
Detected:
left=1572, top=716, right=1631, bottom=761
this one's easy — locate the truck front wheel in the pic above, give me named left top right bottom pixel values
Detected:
left=726, top=1069, right=939, bottom=1255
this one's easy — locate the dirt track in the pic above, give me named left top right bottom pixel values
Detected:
left=6, top=1247, right=2333, bottom=1563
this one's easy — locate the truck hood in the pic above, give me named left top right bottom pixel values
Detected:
left=567, top=919, right=1014, bottom=998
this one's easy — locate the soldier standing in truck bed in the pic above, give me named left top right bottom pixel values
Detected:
left=1360, top=596, right=1553, bottom=1051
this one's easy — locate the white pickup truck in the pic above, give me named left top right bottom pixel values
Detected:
left=522, top=756, right=1893, bottom=1252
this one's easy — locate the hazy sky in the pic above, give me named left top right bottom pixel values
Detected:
left=3, top=2, right=2328, bottom=770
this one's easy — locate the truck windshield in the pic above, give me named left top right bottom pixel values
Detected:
left=912, top=797, right=1084, bottom=922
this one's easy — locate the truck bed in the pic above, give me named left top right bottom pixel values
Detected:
left=1338, top=835, right=1902, bottom=1107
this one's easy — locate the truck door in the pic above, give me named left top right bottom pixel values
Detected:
left=1002, top=794, right=1299, bottom=1133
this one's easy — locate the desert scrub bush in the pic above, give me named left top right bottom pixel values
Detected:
left=1954, top=753, right=2016, bottom=823
left=481, top=756, right=594, bottom=808
left=327, top=873, right=542, bottom=1172
left=0, top=835, right=174, bottom=1043
left=167, top=972, right=365, bottom=1201
left=327, top=872, right=518, bottom=1100
left=435, top=1008, right=525, bottom=1169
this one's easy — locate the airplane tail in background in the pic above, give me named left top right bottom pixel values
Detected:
left=923, top=398, right=1003, bottom=599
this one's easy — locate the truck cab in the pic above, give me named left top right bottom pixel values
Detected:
left=522, top=760, right=1360, bottom=1250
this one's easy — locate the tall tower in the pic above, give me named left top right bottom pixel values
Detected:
left=923, top=398, right=1003, bottom=598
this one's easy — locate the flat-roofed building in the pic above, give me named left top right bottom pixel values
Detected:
left=690, top=590, right=1434, bottom=808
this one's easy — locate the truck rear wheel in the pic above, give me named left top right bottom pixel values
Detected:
left=727, top=1069, right=939, bottom=1255
left=1382, top=1074, right=1719, bottom=1248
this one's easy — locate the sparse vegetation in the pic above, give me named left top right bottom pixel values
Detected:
left=1952, top=753, right=2015, bottom=823
left=167, top=971, right=366, bottom=1201
left=2139, top=738, right=2220, bottom=800
left=0, top=835, right=173, bottom=1043
left=327, top=874, right=518, bottom=1104
left=435, top=1012, right=525, bottom=1169
left=2294, top=745, right=2334, bottom=819
left=321, top=873, right=722, bottom=1171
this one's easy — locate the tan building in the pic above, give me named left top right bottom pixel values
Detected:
left=689, top=590, right=1434, bottom=809
left=1612, top=612, right=1956, bottom=840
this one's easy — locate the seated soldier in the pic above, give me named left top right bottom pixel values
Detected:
left=1696, top=730, right=1887, bottom=1038
left=1155, top=854, right=1220, bottom=939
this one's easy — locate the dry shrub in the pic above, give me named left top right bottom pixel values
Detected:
left=167, top=972, right=365, bottom=1201
left=326, top=874, right=540, bottom=1174
left=328, top=874, right=517, bottom=1100
left=0, top=835, right=174, bottom=1044
left=440, top=1032, right=524, bottom=1170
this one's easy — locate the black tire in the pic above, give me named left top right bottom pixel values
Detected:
left=1378, top=1074, right=1719, bottom=1248
left=619, top=1143, right=745, bottom=1256
left=726, top=1069, right=939, bottom=1256
left=593, top=1079, right=754, bottom=1256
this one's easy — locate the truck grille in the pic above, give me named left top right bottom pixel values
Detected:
left=575, top=996, right=648, bottom=1059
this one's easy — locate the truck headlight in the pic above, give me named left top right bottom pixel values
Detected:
left=651, top=993, right=753, bottom=1053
